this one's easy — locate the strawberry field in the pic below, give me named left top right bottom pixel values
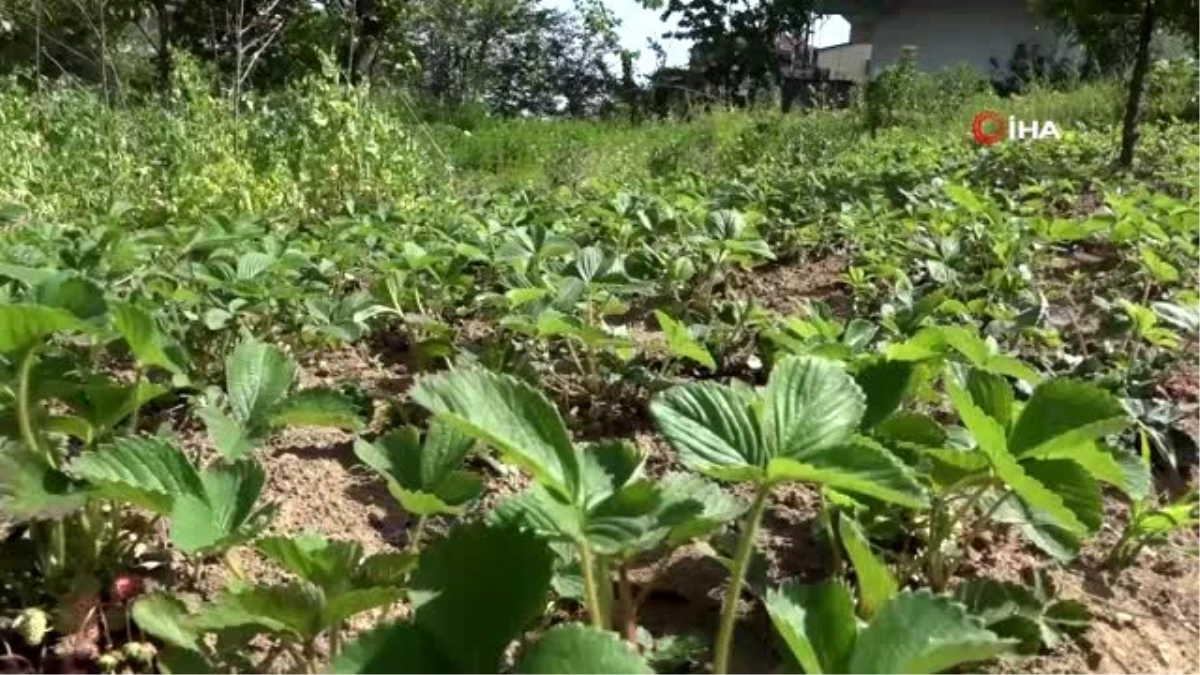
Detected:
left=0, top=68, right=1198, bottom=674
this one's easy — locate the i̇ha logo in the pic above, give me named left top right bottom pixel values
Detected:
left=971, top=110, right=1060, bottom=145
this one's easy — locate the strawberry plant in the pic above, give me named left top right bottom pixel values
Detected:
left=196, top=337, right=363, bottom=460
left=411, top=368, right=744, bottom=639
left=353, top=421, right=483, bottom=541
left=765, top=581, right=1012, bottom=673
left=650, top=355, right=927, bottom=672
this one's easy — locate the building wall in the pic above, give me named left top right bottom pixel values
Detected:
left=817, top=43, right=874, bottom=83
left=852, top=0, right=1062, bottom=75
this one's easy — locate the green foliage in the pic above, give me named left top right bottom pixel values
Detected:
left=517, top=624, right=653, bottom=674
left=651, top=356, right=925, bottom=507
left=954, top=571, right=1090, bottom=654
left=199, top=338, right=362, bottom=460
left=766, top=581, right=1012, bottom=674
left=333, top=523, right=554, bottom=674
left=0, top=45, right=1196, bottom=675
left=354, top=423, right=481, bottom=516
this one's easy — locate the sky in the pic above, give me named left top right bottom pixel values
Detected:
left=543, top=0, right=850, bottom=75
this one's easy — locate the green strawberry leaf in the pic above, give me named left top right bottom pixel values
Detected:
left=71, top=436, right=204, bottom=515
left=837, top=513, right=897, bottom=619
left=412, top=369, right=580, bottom=500
left=517, top=624, right=653, bottom=674
left=849, top=590, right=1012, bottom=673
left=765, top=580, right=858, bottom=674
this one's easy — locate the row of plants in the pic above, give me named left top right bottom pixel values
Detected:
left=1, top=77, right=1196, bottom=674
left=1, top=275, right=1195, bottom=672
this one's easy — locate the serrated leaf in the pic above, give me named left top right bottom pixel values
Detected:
left=236, top=252, right=274, bottom=280
left=654, top=310, right=716, bottom=371
left=197, top=404, right=258, bottom=461
left=110, top=301, right=187, bottom=375
left=158, top=646, right=214, bottom=674
left=0, top=304, right=92, bottom=353
left=66, top=377, right=169, bottom=436
left=954, top=578, right=1090, bottom=654
left=226, top=339, right=297, bottom=425
left=408, top=523, right=554, bottom=673
left=765, top=580, right=858, bottom=674
left=766, top=437, right=927, bottom=508
left=412, top=369, right=580, bottom=500
left=0, top=441, right=90, bottom=522
left=169, top=460, right=275, bottom=555
left=193, top=581, right=322, bottom=638
left=268, top=388, right=362, bottom=431
left=987, top=491, right=1081, bottom=562
left=584, top=481, right=663, bottom=555
left=657, top=472, right=745, bottom=544
left=332, top=622, right=452, bottom=673
left=651, top=382, right=764, bottom=481
left=763, top=356, right=866, bottom=459
left=71, top=436, right=204, bottom=515
left=517, top=624, right=653, bottom=674
left=578, top=440, right=644, bottom=508
left=855, top=359, right=915, bottom=430
left=356, top=421, right=475, bottom=494
left=491, top=484, right=585, bottom=542
left=873, top=413, right=947, bottom=448
left=1008, top=380, right=1128, bottom=459
left=257, top=532, right=362, bottom=593
left=357, top=423, right=480, bottom=517
left=849, top=590, right=1011, bottom=673
left=1022, top=460, right=1103, bottom=533
left=34, top=273, right=107, bottom=320
left=838, top=513, right=897, bottom=619
left=131, top=593, right=204, bottom=652
left=324, top=586, right=405, bottom=626
left=948, top=382, right=1085, bottom=535
left=353, top=551, right=418, bottom=588
left=966, top=369, right=1014, bottom=433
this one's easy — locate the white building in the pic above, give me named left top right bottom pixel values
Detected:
left=815, top=0, right=1067, bottom=80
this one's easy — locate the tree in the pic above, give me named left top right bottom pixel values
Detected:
left=1032, top=0, right=1198, bottom=167
left=640, top=0, right=814, bottom=107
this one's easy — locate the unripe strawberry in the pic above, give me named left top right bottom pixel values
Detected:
left=122, top=641, right=157, bottom=665
left=13, top=607, right=49, bottom=646
left=97, top=650, right=122, bottom=674
left=112, top=574, right=144, bottom=602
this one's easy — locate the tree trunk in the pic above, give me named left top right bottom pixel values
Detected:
left=153, top=0, right=172, bottom=104
left=350, top=0, right=384, bottom=84
left=34, top=0, right=43, bottom=95
left=1118, top=0, right=1156, bottom=169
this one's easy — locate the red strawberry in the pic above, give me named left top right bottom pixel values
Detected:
left=111, top=575, right=144, bottom=603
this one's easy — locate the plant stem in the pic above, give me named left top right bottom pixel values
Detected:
left=617, top=563, right=638, bottom=644
left=407, top=515, right=428, bottom=553
left=596, top=557, right=613, bottom=626
left=924, top=496, right=948, bottom=592
left=713, top=482, right=771, bottom=675
left=947, top=482, right=993, bottom=533
left=329, top=622, right=342, bottom=659
left=128, top=366, right=144, bottom=433
left=17, top=346, right=45, bottom=463
left=223, top=549, right=247, bottom=581
left=578, top=541, right=606, bottom=629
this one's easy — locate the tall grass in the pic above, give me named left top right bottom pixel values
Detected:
left=1, top=58, right=1195, bottom=225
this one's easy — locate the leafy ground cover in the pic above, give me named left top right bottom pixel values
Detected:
left=0, top=74, right=1198, bottom=674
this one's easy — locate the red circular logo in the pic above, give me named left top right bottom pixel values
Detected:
left=971, top=111, right=1007, bottom=146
